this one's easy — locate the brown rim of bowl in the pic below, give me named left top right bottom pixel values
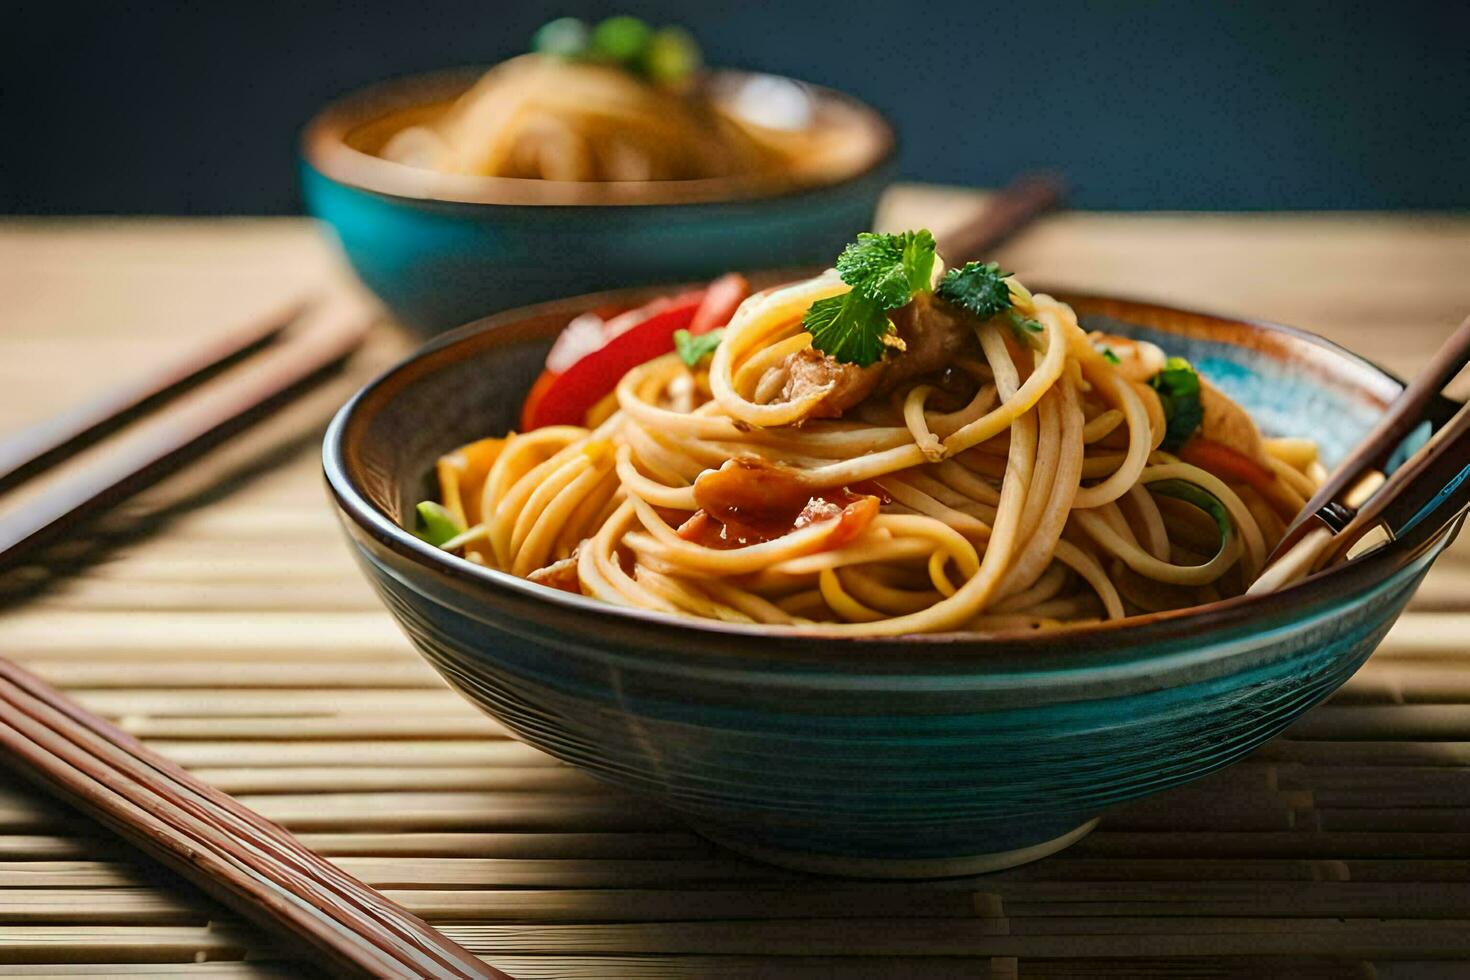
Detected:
left=301, top=66, right=898, bottom=208
left=324, top=285, right=1462, bottom=658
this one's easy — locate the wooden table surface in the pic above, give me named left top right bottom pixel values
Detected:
left=1, top=187, right=1468, bottom=978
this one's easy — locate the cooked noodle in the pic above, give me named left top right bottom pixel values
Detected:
left=428, top=266, right=1324, bottom=635
left=380, top=55, right=866, bottom=187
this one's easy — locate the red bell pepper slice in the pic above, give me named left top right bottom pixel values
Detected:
left=1178, top=437, right=1277, bottom=497
left=520, top=293, right=703, bottom=430
left=687, top=273, right=749, bottom=336
left=518, top=274, right=753, bottom=431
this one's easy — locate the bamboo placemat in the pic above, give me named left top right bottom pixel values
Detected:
left=1, top=194, right=1468, bottom=977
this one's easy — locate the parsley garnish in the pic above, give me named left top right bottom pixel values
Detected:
left=803, top=291, right=891, bottom=367
left=531, top=16, right=701, bottom=84
left=1098, top=345, right=1121, bottom=365
left=413, top=501, right=464, bottom=548
left=589, top=15, right=652, bottom=61
left=1148, top=356, right=1204, bottom=451
left=937, top=261, right=1013, bottom=320
left=802, top=230, right=937, bottom=367
left=937, top=261, right=1039, bottom=341
left=835, top=230, right=937, bottom=308
left=674, top=328, right=723, bottom=367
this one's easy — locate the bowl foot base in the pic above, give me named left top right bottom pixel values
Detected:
left=694, top=818, right=1099, bottom=879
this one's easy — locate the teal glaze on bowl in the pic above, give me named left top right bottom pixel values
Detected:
left=324, top=288, right=1462, bottom=876
left=300, top=68, right=896, bottom=333
left=302, top=161, right=893, bottom=334
left=350, top=533, right=1436, bottom=870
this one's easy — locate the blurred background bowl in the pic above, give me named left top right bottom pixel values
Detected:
left=301, top=68, right=895, bottom=333
left=324, top=286, right=1460, bottom=877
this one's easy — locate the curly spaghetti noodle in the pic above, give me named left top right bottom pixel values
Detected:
left=427, top=265, right=1323, bottom=635
left=380, top=54, right=872, bottom=188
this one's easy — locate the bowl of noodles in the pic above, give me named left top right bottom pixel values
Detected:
left=301, top=16, right=895, bottom=333
left=324, top=233, right=1460, bottom=876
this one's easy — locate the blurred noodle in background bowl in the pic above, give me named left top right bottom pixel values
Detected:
left=301, top=15, right=895, bottom=332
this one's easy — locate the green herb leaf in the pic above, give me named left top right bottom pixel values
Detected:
left=802, top=229, right=937, bottom=366
left=802, top=291, right=891, bottom=367
left=642, top=26, right=701, bottom=83
left=1098, top=345, right=1121, bottom=364
left=1149, top=479, right=1233, bottom=552
left=673, top=328, right=723, bottom=367
left=413, top=501, right=464, bottom=548
left=531, top=17, right=591, bottom=58
left=834, top=230, right=937, bottom=308
left=589, top=15, right=653, bottom=63
left=1148, top=356, right=1205, bottom=451
left=936, top=261, right=1014, bottom=321
left=536, top=16, right=701, bottom=84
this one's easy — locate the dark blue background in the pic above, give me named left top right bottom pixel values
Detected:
left=4, top=1, right=1466, bottom=213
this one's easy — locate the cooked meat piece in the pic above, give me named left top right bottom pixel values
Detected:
left=527, top=554, right=582, bottom=594
left=780, top=293, right=977, bottom=420
left=780, top=348, right=882, bottom=419
left=888, top=296, right=975, bottom=380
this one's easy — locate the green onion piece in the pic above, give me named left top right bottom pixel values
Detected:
left=1099, top=346, right=1121, bottom=364
left=1149, top=356, right=1204, bottom=451
left=1006, top=311, right=1042, bottom=334
left=531, top=17, right=590, bottom=58
left=674, top=328, right=723, bottom=367
left=413, top=501, right=464, bottom=548
left=1149, top=479, right=1233, bottom=555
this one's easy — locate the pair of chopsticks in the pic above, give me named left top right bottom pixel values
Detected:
left=1252, top=314, right=1470, bottom=593
left=0, top=300, right=499, bottom=976
left=0, top=299, right=369, bottom=573
left=0, top=655, right=500, bottom=978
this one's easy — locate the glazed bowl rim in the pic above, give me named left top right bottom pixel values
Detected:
left=324, top=284, right=1456, bottom=666
left=300, top=65, right=897, bottom=208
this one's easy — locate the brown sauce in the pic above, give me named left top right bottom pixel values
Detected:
left=678, top=459, right=885, bottom=550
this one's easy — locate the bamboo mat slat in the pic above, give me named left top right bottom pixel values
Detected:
left=0, top=966, right=304, bottom=979
left=294, top=833, right=718, bottom=860
left=0, top=890, right=206, bottom=925
left=1, top=198, right=1468, bottom=975
left=0, top=926, right=264, bottom=964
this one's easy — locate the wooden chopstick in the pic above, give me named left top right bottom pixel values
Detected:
left=0, top=299, right=305, bottom=495
left=938, top=173, right=1066, bottom=264
left=0, top=302, right=369, bottom=572
left=1253, top=313, right=1470, bottom=592
left=0, top=301, right=508, bottom=975
left=757, top=172, right=1064, bottom=290
left=0, top=656, right=501, bottom=978
left=1321, top=398, right=1470, bottom=564
left=1266, top=313, right=1470, bottom=565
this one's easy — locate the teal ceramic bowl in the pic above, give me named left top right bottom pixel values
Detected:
left=323, top=287, right=1462, bottom=877
left=301, top=68, right=895, bottom=333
